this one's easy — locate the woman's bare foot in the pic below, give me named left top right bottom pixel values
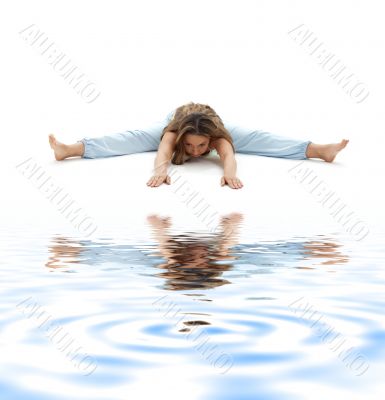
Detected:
left=49, top=134, right=69, bottom=161
left=307, top=139, right=349, bottom=162
left=320, top=139, right=349, bottom=162
left=49, top=134, right=84, bottom=160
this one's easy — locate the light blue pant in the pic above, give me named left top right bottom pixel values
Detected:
left=79, top=110, right=311, bottom=160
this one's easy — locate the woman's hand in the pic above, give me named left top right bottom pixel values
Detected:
left=146, top=174, right=171, bottom=187
left=147, top=214, right=172, bottom=228
left=220, top=175, right=243, bottom=189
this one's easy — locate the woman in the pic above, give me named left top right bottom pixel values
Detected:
left=48, top=101, right=349, bottom=190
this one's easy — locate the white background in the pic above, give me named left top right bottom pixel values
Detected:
left=1, top=0, right=384, bottom=239
left=1, top=2, right=385, bottom=399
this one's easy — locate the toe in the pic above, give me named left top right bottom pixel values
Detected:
left=49, top=134, right=56, bottom=146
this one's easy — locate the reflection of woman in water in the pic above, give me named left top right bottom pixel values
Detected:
left=145, top=213, right=244, bottom=290
left=48, top=102, right=349, bottom=189
left=45, top=213, right=244, bottom=291
left=45, top=213, right=348, bottom=291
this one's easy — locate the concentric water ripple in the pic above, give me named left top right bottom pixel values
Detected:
left=1, top=221, right=385, bottom=399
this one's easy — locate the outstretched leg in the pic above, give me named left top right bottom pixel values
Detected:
left=48, top=110, right=175, bottom=160
left=222, top=119, right=348, bottom=162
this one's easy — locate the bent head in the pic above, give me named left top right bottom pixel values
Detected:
left=161, top=105, right=235, bottom=165
left=174, top=112, right=215, bottom=162
left=183, top=134, right=210, bottom=157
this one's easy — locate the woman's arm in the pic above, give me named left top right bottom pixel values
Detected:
left=213, top=138, right=244, bottom=189
left=216, top=212, right=243, bottom=257
left=222, top=154, right=237, bottom=177
left=147, top=131, right=177, bottom=187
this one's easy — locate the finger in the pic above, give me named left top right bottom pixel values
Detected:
left=150, top=178, right=158, bottom=187
left=166, top=176, right=171, bottom=184
left=149, top=178, right=157, bottom=186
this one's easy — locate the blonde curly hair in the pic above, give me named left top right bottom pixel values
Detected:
left=161, top=102, right=235, bottom=165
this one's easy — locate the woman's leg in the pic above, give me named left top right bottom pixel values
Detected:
left=222, top=120, right=348, bottom=162
left=49, top=110, right=175, bottom=160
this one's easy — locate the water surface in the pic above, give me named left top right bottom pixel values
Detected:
left=1, top=214, right=384, bottom=399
